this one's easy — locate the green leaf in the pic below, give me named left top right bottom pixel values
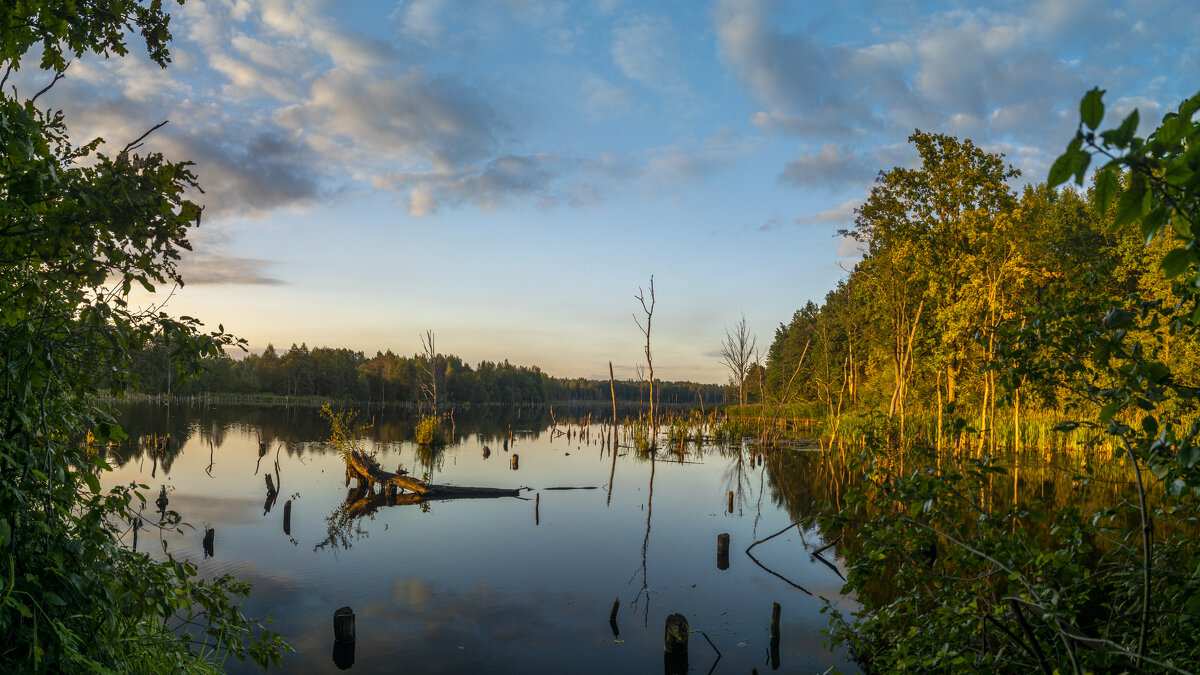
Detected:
left=1161, top=248, right=1192, bottom=279
left=82, top=471, right=101, bottom=494
left=1114, top=176, right=1148, bottom=227
left=1101, top=109, right=1140, bottom=149
left=1071, top=148, right=1092, bottom=185
left=1103, top=309, right=1136, bottom=329
left=1164, top=158, right=1195, bottom=186
left=1140, top=205, right=1168, bottom=243
left=1081, top=88, right=1105, bottom=131
left=1048, top=152, right=1075, bottom=188
left=1093, top=169, right=1119, bottom=215
left=1100, top=400, right=1123, bottom=422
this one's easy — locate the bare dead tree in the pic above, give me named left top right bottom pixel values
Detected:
left=419, top=330, right=442, bottom=413
left=719, top=313, right=757, bottom=406
left=633, top=276, right=656, bottom=448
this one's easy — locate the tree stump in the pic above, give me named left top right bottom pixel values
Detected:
left=283, top=500, right=292, bottom=535
left=664, top=613, right=689, bottom=653
left=727, top=491, right=734, bottom=513
left=333, top=606, right=355, bottom=642
left=770, top=602, right=782, bottom=669
left=717, top=533, right=730, bottom=570
left=202, top=527, right=215, bottom=559
left=510, top=454, right=519, bottom=470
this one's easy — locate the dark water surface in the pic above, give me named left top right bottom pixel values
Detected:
left=106, top=402, right=858, bottom=674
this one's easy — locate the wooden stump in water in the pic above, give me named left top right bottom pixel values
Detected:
left=664, top=613, right=689, bottom=674
left=333, top=606, right=355, bottom=642
left=483, top=446, right=490, bottom=458
left=510, top=454, right=519, bottom=470
left=769, top=602, right=781, bottom=639
left=283, top=500, right=292, bottom=535
left=717, top=533, right=730, bottom=570
left=535, top=492, right=540, bottom=525
left=727, top=491, right=734, bottom=513
left=664, top=612, right=689, bottom=653
left=202, top=527, right=215, bottom=559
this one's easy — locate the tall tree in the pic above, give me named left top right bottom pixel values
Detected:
left=719, top=313, right=757, bottom=406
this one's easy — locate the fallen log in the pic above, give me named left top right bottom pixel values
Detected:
left=345, top=450, right=521, bottom=500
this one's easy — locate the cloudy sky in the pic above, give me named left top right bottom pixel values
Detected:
left=34, top=0, right=1200, bottom=382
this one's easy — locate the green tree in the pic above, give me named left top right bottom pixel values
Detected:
left=0, top=2, right=286, bottom=671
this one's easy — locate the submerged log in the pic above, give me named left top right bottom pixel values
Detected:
left=344, top=450, right=520, bottom=501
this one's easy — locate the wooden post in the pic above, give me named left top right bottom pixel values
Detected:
left=283, top=500, right=292, bottom=536
left=535, top=492, right=540, bottom=525
left=202, top=527, right=215, bottom=558
left=664, top=612, right=689, bottom=653
left=482, top=446, right=490, bottom=459
left=727, top=491, right=734, bottom=513
left=609, top=597, right=620, bottom=637
left=769, top=602, right=781, bottom=639
left=333, top=606, right=355, bottom=642
left=511, top=454, right=519, bottom=470
left=717, top=533, right=730, bottom=570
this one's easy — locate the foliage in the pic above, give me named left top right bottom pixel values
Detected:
left=320, top=404, right=374, bottom=461
left=0, top=2, right=287, bottom=671
left=413, top=415, right=445, bottom=446
left=131, top=343, right=726, bottom=405
left=820, top=88, right=1200, bottom=674
left=823, top=442, right=1200, bottom=673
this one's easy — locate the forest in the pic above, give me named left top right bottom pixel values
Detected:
left=127, top=342, right=725, bottom=407
left=748, top=129, right=1198, bottom=450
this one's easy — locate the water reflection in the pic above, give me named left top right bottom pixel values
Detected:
left=106, top=401, right=860, bottom=674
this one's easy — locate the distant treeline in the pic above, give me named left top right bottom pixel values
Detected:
left=129, top=343, right=726, bottom=406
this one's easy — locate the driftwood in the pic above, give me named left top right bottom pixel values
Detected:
left=345, top=450, right=521, bottom=500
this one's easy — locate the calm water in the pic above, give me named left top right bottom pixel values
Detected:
left=105, top=402, right=859, bottom=674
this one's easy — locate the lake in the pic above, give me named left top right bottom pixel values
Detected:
left=104, top=401, right=859, bottom=674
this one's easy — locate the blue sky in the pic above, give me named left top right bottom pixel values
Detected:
left=36, top=0, right=1200, bottom=382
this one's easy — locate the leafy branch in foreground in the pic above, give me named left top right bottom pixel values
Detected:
left=0, top=1, right=287, bottom=671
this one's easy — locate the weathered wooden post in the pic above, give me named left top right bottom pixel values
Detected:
left=535, top=492, right=540, bottom=525
left=202, top=527, right=215, bottom=559
left=332, top=605, right=355, bottom=669
left=510, top=454, right=519, bottom=470
left=333, top=606, right=356, bottom=641
left=283, top=499, right=292, bottom=536
left=609, top=597, right=620, bottom=637
left=482, top=446, right=490, bottom=459
left=727, top=491, right=734, bottom=513
left=717, top=533, right=730, bottom=570
left=769, top=602, right=781, bottom=670
left=664, top=612, right=689, bottom=674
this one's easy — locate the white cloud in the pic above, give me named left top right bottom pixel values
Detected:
left=579, top=74, right=632, bottom=120
left=795, top=199, right=863, bottom=228
left=396, top=0, right=449, bottom=43
left=611, top=13, right=686, bottom=92
left=778, top=145, right=874, bottom=188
